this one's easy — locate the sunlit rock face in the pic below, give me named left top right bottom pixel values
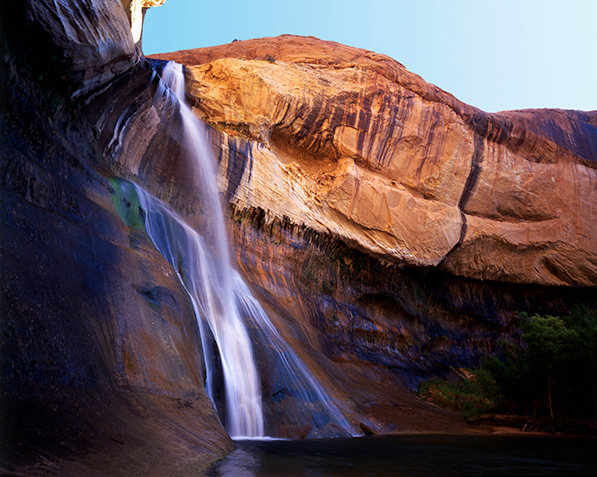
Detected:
left=3, top=0, right=597, bottom=471
left=153, top=35, right=597, bottom=287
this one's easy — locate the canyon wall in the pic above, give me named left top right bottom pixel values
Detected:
left=2, top=0, right=597, bottom=474
left=149, top=36, right=597, bottom=423
left=0, top=2, right=232, bottom=475
left=154, top=36, right=597, bottom=287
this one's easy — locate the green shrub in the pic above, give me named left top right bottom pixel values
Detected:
left=418, top=368, right=501, bottom=419
left=419, top=306, right=597, bottom=421
left=483, top=306, right=597, bottom=420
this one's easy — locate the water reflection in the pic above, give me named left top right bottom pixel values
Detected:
left=207, top=434, right=597, bottom=476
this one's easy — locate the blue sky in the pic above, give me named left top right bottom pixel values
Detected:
left=143, top=0, right=596, bottom=113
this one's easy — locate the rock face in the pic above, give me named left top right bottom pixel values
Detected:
left=153, top=36, right=597, bottom=287
left=148, top=36, right=597, bottom=435
left=1, top=1, right=232, bottom=474
left=2, top=0, right=597, bottom=473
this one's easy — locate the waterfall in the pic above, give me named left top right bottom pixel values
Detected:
left=128, top=60, right=357, bottom=439
left=156, top=61, right=263, bottom=438
left=134, top=182, right=263, bottom=438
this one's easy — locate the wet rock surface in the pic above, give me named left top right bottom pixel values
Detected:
left=151, top=36, right=597, bottom=434
left=224, top=204, right=595, bottom=435
left=1, top=1, right=232, bottom=474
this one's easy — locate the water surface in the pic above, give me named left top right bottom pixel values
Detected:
left=207, top=434, right=597, bottom=476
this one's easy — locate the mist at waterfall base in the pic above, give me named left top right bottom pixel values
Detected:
left=124, top=61, right=357, bottom=439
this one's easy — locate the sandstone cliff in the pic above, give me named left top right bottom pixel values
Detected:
left=153, top=36, right=597, bottom=288
left=148, top=37, right=597, bottom=440
left=2, top=0, right=597, bottom=474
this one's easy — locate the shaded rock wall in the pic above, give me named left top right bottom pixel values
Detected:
left=222, top=187, right=594, bottom=429
left=1, top=1, right=232, bottom=474
left=2, top=0, right=597, bottom=472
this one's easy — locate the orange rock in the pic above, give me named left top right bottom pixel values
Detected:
left=151, top=35, right=597, bottom=286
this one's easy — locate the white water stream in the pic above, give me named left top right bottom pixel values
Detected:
left=130, top=61, right=356, bottom=438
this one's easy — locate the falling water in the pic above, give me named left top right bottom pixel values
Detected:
left=153, top=61, right=263, bottom=438
left=129, top=61, right=357, bottom=438
left=232, top=274, right=357, bottom=437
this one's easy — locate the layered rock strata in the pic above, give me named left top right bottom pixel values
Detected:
left=2, top=1, right=597, bottom=473
left=148, top=37, right=597, bottom=432
left=153, top=36, right=597, bottom=287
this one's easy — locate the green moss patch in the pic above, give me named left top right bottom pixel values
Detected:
left=109, top=178, right=145, bottom=231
